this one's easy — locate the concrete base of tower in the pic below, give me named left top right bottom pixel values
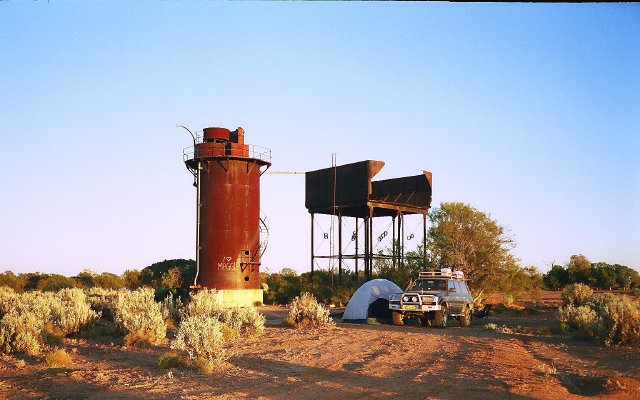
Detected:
left=191, top=289, right=264, bottom=307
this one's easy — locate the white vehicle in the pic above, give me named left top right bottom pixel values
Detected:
left=388, top=269, right=473, bottom=328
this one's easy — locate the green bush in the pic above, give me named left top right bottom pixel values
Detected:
left=285, top=292, right=334, bottom=328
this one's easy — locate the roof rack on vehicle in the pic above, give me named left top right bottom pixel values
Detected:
left=418, top=269, right=465, bottom=280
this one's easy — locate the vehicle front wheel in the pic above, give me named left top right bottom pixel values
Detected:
left=459, top=306, right=472, bottom=327
left=434, top=306, right=448, bottom=328
left=392, top=311, right=404, bottom=326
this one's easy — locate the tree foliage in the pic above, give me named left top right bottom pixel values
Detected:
left=543, top=255, right=639, bottom=290
left=262, top=268, right=359, bottom=306
left=427, top=202, right=532, bottom=300
left=0, top=271, right=26, bottom=293
left=139, top=259, right=195, bottom=288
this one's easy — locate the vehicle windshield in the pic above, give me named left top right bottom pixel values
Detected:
left=408, top=279, right=448, bottom=292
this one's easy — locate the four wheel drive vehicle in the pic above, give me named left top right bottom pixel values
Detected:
left=388, top=269, right=473, bottom=328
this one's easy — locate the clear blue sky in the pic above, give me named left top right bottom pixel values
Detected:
left=1, top=2, right=638, bottom=276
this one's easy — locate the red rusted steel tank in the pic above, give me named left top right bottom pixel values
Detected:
left=190, top=127, right=271, bottom=294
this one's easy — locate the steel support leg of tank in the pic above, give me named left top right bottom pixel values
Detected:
left=355, top=217, right=359, bottom=283
left=310, top=213, right=314, bottom=280
left=338, top=214, right=343, bottom=284
left=423, top=213, right=427, bottom=267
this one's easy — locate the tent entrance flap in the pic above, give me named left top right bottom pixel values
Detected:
left=367, top=298, right=392, bottom=320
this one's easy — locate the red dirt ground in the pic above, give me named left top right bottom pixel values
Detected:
left=0, top=302, right=638, bottom=399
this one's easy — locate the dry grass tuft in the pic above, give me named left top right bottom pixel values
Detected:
left=44, top=348, right=73, bottom=367
left=157, top=351, right=187, bottom=369
left=192, top=357, right=231, bottom=375
left=534, top=362, right=557, bottom=377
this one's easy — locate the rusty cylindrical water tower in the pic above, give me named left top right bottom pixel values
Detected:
left=182, top=126, right=271, bottom=307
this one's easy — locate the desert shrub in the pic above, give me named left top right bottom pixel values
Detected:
left=558, top=304, right=598, bottom=330
left=220, top=307, right=265, bottom=338
left=557, top=293, right=640, bottom=345
left=561, top=283, right=594, bottom=306
left=76, top=320, right=118, bottom=339
left=160, top=295, right=183, bottom=325
left=557, top=304, right=598, bottom=339
left=285, top=292, right=334, bottom=328
left=0, top=291, right=58, bottom=353
left=182, top=290, right=265, bottom=339
left=0, top=286, right=19, bottom=318
left=587, top=294, right=640, bottom=345
left=44, top=348, right=73, bottom=367
left=113, top=288, right=166, bottom=346
left=221, top=325, right=239, bottom=342
left=171, top=315, right=225, bottom=365
left=181, top=289, right=219, bottom=318
left=85, top=287, right=119, bottom=318
left=51, top=288, right=100, bottom=335
left=43, top=323, right=66, bottom=345
left=0, top=311, right=46, bottom=355
left=13, top=291, right=56, bottom=322
left=0, top=288, right=98, bottom=354
left=157, top=351, right=187, bottom=369
left=160, top=294, right=184, bottom=331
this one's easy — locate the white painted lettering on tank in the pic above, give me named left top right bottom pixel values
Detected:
left=218, top=256, right=239, bottom=271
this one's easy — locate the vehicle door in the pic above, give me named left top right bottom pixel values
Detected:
left=459, top=282, right=473, bottom=306
left=447, top=280, right=464, bottom=314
